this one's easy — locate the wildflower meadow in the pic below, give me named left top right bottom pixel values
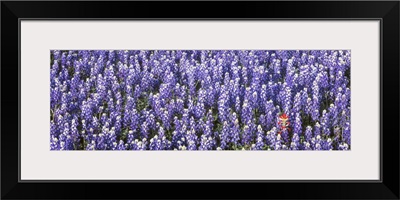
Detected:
left=50, top=50, right=351, bottom=150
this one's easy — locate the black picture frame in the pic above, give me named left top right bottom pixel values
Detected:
left=2, top=1, right=399, bottom=199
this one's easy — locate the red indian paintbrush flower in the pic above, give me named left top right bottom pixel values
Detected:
left=277, top=113, right=291, bottom=135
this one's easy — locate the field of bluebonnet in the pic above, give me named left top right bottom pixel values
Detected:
left=50, top=50, right=350, bottom=150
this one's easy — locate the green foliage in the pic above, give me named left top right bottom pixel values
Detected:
left=136, top=94, right=149, bottom=112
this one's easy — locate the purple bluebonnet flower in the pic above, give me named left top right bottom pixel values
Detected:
left=235, top=96, right=241, bottom=114
left=254, top=125, right=265, bottom=150
left=218, top=90, right=229, bottom=122
left=199, top=134, right=215, bottom=150
left=265, top=127, right=277, bottom=149
left=60, top=122, right=74, bottom=150
left=338, top=142, right=349, bottom=150
left=116, top=140, right=126, bottom=150
left=230, top=112, right=241, bottom=147
left=220, top=121, right=230, bottom=149
left=186, top=128, right=197, bottom=151
left=321, top=138, right=333, bottom=150
left=50, top=134, right=60, bottom=150
left=274, top=133, right=283, bottom=150
left=320, top=109, right=331, bottom=136
left=305, top=126, right=313, bottom=142
left=343, top=121, right=351, bottom=145
left=280, top=129, right=290, bottom=144
left=290, top=133, right=300, bottom=150
left=279, top=83, right=292, bottom=114
left=130, top=138, right=148, bottom=150
left=70, top=118, right=80, bottom=144
left=311, top=135, right=323, bottom=150
left=199, top=114, right=215, bottom=150
left=241, top=99, right=252, bottom=125
left=311, top=80, right=321, bottom=121
left=293, top=113, right=302, bottom=135
left=242, top=120, right=255, bottom=146
left=114, top=115, right=122, bottom=135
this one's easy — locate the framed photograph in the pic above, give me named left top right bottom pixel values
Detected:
left=2, top=1, right=399, bottom=199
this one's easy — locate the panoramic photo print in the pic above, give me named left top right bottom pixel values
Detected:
left=50, top=50, right=351, bottom=150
